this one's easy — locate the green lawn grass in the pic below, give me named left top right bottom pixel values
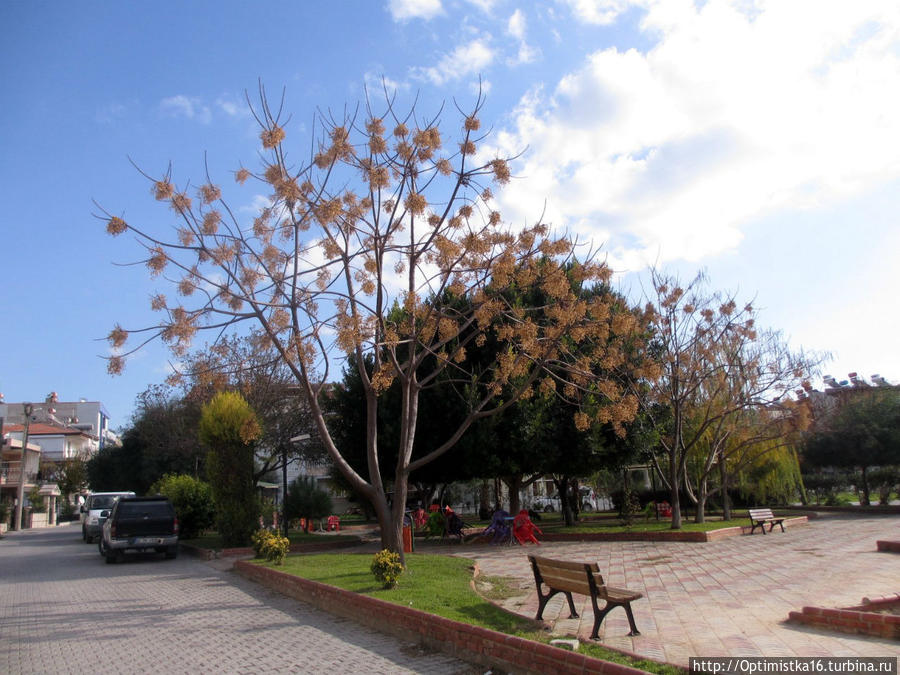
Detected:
left=538, top=516, right=748, bottom=534
left=259, top=552, right=683, bottom=675
left=458, top=511, right=749, bottom=534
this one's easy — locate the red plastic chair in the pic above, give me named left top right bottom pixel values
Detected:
left=326, top=515, right=341, bottom=531
left=512, top=509, right=542, bottom=545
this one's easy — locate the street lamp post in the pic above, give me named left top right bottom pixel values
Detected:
left=12, top=403, right=34, bottom=531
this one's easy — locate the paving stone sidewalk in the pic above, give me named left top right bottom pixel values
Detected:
left=439, top=514, right=900, bottom=666
left=0, top=525, right=476, bottom=675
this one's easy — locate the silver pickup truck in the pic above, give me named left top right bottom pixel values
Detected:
left=98, top=496, right=179, bottom=563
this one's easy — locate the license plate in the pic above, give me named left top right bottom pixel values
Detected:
left=134, top=537, right=163, bottom=545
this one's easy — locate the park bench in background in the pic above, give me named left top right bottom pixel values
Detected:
left=748, top=508, right=785, bottom=534
left=527, top=555, right=642, bottom=639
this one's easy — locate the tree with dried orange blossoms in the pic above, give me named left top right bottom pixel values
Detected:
left=681, top=325, right=818, bottom=522
left=643, top=270, right=818, bottom=528
left=98, top=86, right=653, bottom=559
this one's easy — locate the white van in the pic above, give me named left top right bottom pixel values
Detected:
left=80, top=492, right=135, bottom=543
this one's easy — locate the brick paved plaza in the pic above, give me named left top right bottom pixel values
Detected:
left=443, top=513, right=900, bottom=665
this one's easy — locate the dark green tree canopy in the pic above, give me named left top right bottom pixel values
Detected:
left=803, top=388, right=900, bottom=505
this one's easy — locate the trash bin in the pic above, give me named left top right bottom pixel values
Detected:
left=402, top=523, right=414, bottom=553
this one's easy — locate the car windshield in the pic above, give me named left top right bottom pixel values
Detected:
left=92, top=496, right=117, bottom=509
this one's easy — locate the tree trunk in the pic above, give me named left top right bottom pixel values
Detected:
left=669, top=451, right=682, bottom=529
left=719, top=458, right=732, bottom=521
left=478, top=481, right=492, bottom=519
left=556, top=477, right=576, bottom=527
left=859, top=466, right=871, bottom=506
left=389, top=478, right=409, bottom=562
left=571, top=478, right=581, bottom=521
left=694, top=476, right=707, bottom=524
left=505, top=475, right=523, bottom=514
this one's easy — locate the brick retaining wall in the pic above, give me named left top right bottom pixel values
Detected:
left=787, top=594, right=900, bottom=640
left=234, top=560, right=652, bottom=675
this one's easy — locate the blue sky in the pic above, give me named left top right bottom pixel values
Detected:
left=2, top=0, right=899, bottom=429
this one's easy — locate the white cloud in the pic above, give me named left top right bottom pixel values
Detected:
left=560, top=0, right=631, bottom=25
left=216, top=96, right=248, bottom=118
left=490, top=1, right=900, bottom=269
left=471, top=78, right=492, bottom=95
left=95, top=102, right=127, bottom=124
left=388, top=0, right=442, bottom=21
left=508, top=9, right=526, bottom=39
left=365, top=71, right=411, bottom=96
left=506, top=9, right=539, bottom=65
left=465, top=0, right=497, bottom=13
left=413, top=38, right=495, bottom=85
left=159, top=95, right=212, bottom=124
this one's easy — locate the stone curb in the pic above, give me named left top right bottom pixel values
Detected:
left=235, top=560, right=659, bottom=675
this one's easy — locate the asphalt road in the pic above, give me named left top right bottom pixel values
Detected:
left=0, top=525, right=476, bottom=674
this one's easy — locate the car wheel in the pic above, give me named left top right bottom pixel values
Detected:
left=99, top=538, right=116, bottom=564
left=582, top=503, right=593, bottom=512
left=544, top=504, right=554, bottom=512
left=165, top=546, right=178, bottom=560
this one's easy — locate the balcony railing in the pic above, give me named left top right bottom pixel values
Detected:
left=0, top=465, right=38, bottom=486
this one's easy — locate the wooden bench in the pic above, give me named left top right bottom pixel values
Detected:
left=527, top=555, right=642, bottom=639
left=748, top=508, right=785, bottom=534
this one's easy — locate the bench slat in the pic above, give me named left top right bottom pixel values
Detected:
left=531, top=555, right=599, bottom=573
left=606, top=586, right=643, bottom=603
left=539, top=573, right=592, bottom=596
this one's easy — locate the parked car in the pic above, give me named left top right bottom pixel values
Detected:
left=80, top=492, right=135, bottom=543
left=98, top=496, right=179, bottom=564
left=532, top=493, right=561, bottom=512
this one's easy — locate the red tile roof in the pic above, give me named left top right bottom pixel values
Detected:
left=2, top=423, right=87, bottom=436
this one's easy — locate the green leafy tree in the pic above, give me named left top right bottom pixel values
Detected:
left=86, top=438, right=144, bottom=493
left=179, top=332, right=324, bottom=484
left=86, top=387, right=201, bottom=494
left=150, top=473, right=216, bottom=539
left=27, top=486, right=46, bottom=512
left=199, top=391, right=261, bottom=546
left=283, top=476, right=333, bottom=532
left=803, top=389, right=900, bottom=505
left=55, top=456, right=89, bottom=502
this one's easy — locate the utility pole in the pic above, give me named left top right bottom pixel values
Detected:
left=12, top=403, right=34, bottom=531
